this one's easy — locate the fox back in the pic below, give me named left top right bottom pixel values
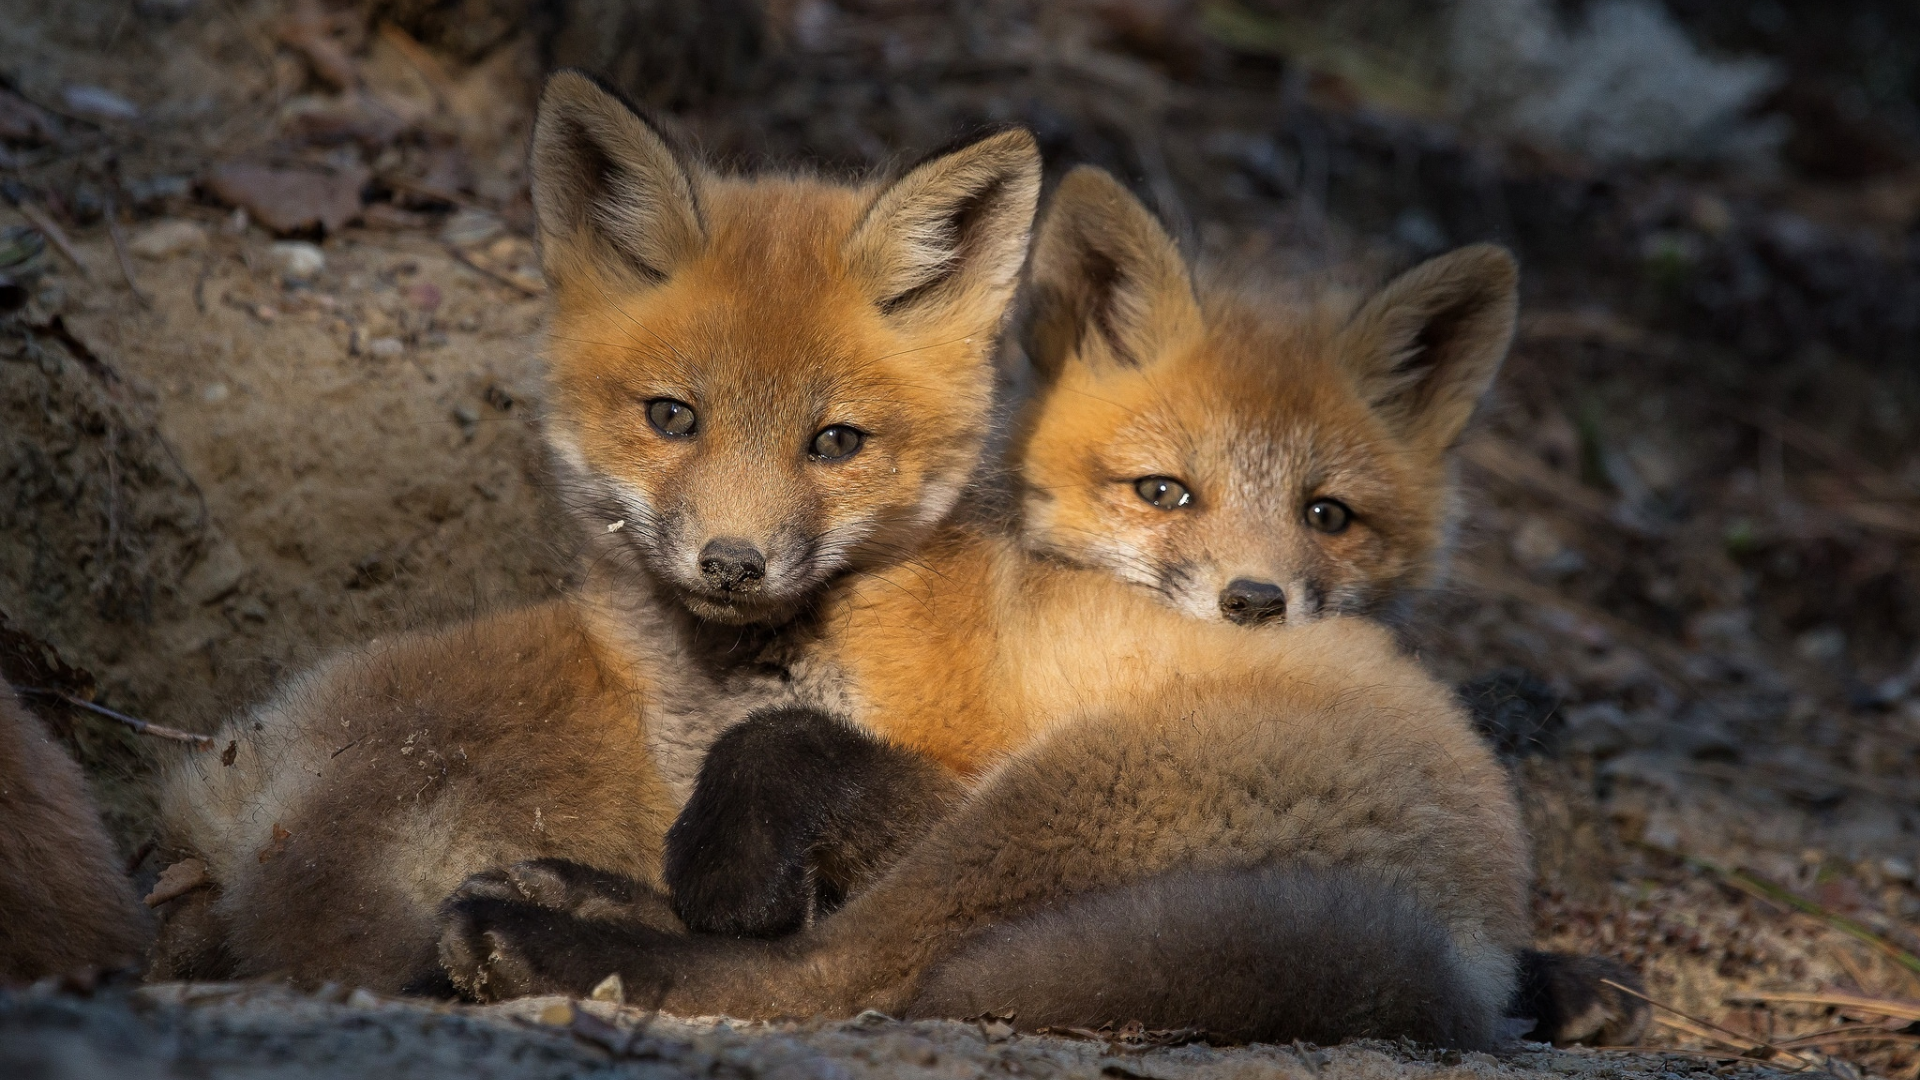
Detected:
left=1017, top=167, right=1517, bottom=627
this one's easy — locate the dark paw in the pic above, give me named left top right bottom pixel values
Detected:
left=448, top=859, right=672, bottom=926
left=664, top=836, right=816, bottom=939
left=438, top=892, right=683, bottom=1005
left=437, top=895, right=572, bottom=1003
left=664, top=708, right=853, bottom=938
left=1512, top=950, right=1651, bottom=1046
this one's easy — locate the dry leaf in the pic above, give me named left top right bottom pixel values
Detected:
left=257, top=822, right=292, bottom=864
left=144, top=857, right=209, bottom=907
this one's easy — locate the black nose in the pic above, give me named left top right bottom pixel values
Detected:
left=1219, top=579, right=1286, bottom=626
left=699, top=538, right=766, bottom=592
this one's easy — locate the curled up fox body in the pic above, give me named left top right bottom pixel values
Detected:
left=436, top=168, right=1645, bottom=1047
left=145, top=71, right=1046, bottom=992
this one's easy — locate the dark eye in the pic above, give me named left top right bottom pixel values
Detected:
left=1134, top=476, right=1192, bottom=510
left=1305, top=498, right=1352, bottom=534
left=811, top=424, right=864, bottom=460
left=647, top=398, right=697, bottom=437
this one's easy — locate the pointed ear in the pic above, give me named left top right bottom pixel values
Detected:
left=1025, top=166, right=1202, bottom=380
left=530, top=70, right=705, bottom=292
left=842, top=128, right=1042, bottom=324
left=1338, top=244, right=1518, bottom=449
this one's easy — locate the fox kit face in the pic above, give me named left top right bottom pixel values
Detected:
left=1017, top=168, right=1517, bottom=626
left=532, top=73, right=1040, bottom=624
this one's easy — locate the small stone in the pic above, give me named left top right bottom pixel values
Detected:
left=201, top=382, right=229, bottom=403
left=441, top=207, right=504, bottom=246
left=367, top=337, right=404, bottom=358
left=346, top=988, right=381, bottom=1009
left=61, top=84, right=139, bottom=121
left=270, top=240, right=326, bottom=282
left=1794, top=626, right=1847, bottom=665
left=127, top=219, right=209, bottom=259
left=537, top=1001, right=574, bottom=1026
left=588, top=973, right=625, bottom=1004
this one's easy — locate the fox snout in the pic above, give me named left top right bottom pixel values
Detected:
left=1218, top=579, right=1286, bottom=626
left=698, top=538, right=767, bottom=595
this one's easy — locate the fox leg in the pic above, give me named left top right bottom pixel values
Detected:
left=662, top=707, right=963, bottom=937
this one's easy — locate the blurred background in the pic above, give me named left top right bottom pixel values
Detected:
left=2, top=0, right=1920, bottom=1069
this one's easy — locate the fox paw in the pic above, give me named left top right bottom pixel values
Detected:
left=447, top=859, right=677, bottom=927
left=438, top=890, right=682, bottom=1004
left=437, top=895, right=575, bottom=1003
left=1513, top=950, right=1651, bottom=1046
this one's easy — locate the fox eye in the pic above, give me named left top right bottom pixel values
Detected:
left=1305, top=498, right=1352, bottom=534
left=1134, top=476, right=1192, bottom=510
left=811, top=424, right=865, bottom=460
left=647, top=398, right=697, bottom=437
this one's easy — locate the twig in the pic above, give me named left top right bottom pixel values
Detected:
left=1600, top=978, right=1819, bottom=1069
left=444, top=242, right=543, bottom=297
left=1766, top=1022, right=1920, bottom=1045
left=1732, top=992, right=1920, bottom=1023
left=386, top=175, right=496, bottom=213
left=377, top=22, right=453, bottom=103
left=103, top=197, right=152, bottom=307
left=16, top=688, right=214, bottom=748
left=15, top=202, right=92, bottom=278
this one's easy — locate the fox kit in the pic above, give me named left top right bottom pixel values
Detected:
left=433, top=171, right=1533, bottom=1042
left=0, top=681, right=150, bottom=981
left=146, top=71, right=1042, bottom=992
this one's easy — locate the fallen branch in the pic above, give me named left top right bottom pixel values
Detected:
left=17, top=687, right=214, bottom=748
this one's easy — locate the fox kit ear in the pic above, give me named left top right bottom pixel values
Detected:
left=1339, top=243, right=1518, bottom=449
left=530, top=70, right=706, bottom=293
left=843, top=128, right=1042, bottom=325
left=1025, top=166, right=1202, bottom=379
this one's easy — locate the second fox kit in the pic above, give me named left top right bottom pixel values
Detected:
left=145, top=72, right=1043, bottom=991
left=653, top=167, right=1521, bottom=938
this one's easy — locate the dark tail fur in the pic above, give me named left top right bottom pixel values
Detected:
left=908, top=864, right=1502, bottom=1050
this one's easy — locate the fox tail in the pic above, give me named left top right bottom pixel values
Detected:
left=908, top=864, right=1510, bottom=1050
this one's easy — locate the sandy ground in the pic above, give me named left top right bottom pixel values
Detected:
left=1, top=982, right=1810, bottom=1080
